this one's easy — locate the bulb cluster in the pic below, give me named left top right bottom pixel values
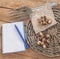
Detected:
left=38, top=16, right=52, bottom=25
left=36, top=32, right=51, bottom=48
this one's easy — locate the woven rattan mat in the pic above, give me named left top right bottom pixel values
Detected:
left=25, top=7, right=60, bottom=57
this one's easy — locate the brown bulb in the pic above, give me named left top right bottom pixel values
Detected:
left=39, top=21, right=43, bottom=25
left=39, top=32, right=43, bottom=36
left=41, top=42, right=44, bottom=45
left=46, top=34, right=50, bottom=38
left=43, top=44, right=46, bottom=48
left=42, top=21, right=47, bottom=25
left=47, top=39, right=50, bottom=43
left=39, top=32, right=44, bottom=38
left=37, top=41, right=41, bottom=45
left=44, top=16, right=47, bottom=21
left=48, top=20, right=52, bottom=24
left=42, top=38, right=46, bottom=42
left=41, top=18, right=45, bottom=22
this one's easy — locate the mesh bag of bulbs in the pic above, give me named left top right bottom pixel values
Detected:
left=31, top=3, right=57, bottom=33
left=26, top=3, right=60, bottom=57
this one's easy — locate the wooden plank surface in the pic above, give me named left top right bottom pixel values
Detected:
left=0, top=0, right=60, bottom=59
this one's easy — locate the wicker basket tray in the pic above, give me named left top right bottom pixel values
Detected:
left=25, top=7, right=60, bottom=57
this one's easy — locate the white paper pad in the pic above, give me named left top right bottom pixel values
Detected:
left=2, top=21, right=26, bottom=53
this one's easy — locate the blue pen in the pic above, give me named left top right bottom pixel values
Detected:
left=14, top=24, right=28, bottom=49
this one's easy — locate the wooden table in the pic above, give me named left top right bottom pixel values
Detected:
left=0, top=0, right=60, bottom=59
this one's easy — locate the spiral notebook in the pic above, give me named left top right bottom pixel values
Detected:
left=2, top=21, right=26, bottom=53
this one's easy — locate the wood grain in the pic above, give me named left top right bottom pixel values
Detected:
left=0, top=0, right=60, bottom=59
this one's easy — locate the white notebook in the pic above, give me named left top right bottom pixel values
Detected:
left=2, top=21, right=26, bottom=53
